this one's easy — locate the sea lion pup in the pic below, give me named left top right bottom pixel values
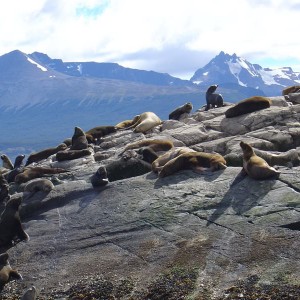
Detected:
left=14, top=167, right=67, bottom=184
left=0, top=196, right=29, bottom=246
left=282, top=85, right=300, bottom=96
left=169, top=102, right=193, bottom=120
left=225, top=96, right=271, bottom=118
left=124, top=112, right=162, bottom=133
left=56, top=149, right=92, bottom=161
left=24, top=178, right=54, bottom=193
left=240, top=141, right=280, bottom=180
left=205, top=84, right=224, bottom=111
left=0, top=155, right=13, bottom=170
left=85, top=125, right=117, bottom=142
left=90, top=166, right=109, bottom=187
left=121, top=139, right=174, bottom=156
left=152, top=147, right=196, bottom=173
left=158, top=151, right=227, bottom=178
left=0, top=175, right=9, bottom=203
left=21, top=286, right=37, bottom=300
left=115, top=115, right=141, bottom=129
left=25, top=143, right=68, bottom=166
left=4, top=154, right=26, bottom=183
left=70, top=126, right=89, bottom=150
left=0, top=252, right=22, bottom=291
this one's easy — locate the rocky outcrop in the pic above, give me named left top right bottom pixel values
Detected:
left=1, top=96, right=300, bottom=299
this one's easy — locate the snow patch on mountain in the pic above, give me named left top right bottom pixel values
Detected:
left=26, top=56, right=48, bottom=72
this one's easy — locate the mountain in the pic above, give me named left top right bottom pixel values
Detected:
left=28, top=51, right=193, bottom=87
left=191, top=51, right=300, bottom=96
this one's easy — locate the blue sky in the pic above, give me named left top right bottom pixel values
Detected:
left=0, top=0, right=299, bottom=79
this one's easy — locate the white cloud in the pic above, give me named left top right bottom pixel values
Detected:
left=0, top=0, right=299, bottom=79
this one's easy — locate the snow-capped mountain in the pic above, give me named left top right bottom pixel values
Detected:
left=191, top=51, right=300, bottom=96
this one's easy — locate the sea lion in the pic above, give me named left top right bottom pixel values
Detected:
left=225, top=96, right=271, bottom=118
left=137, top=147, right=159, bottom=164
left=4, top=154, right=26, bottom=183
left=169, top=102, right=193, bottom=120
left=21, top=286, right=37, bottom=300
left=56, top=149, right=92, bottom=161
left=85, top=125, right=117, bottom=142
left=205, top=84, right=224, bottom=111
left=0, top=196, right=29, bottom=246
left=115, top=115, right=140, bottom=129
left=24, top=178, right=54, bottom=193
left=14, top=167, right=67, bottom=184
left=105, top=157, right=152, bottom=182
left=124, top=112, right=162, bottom=133
left=239, top=141, right=280, bottom=180
left=158, top=151, right=227, bottom=178
left=70, top=126, right=88, bottom=150
left=152, top=146, right=196, bottom=173
left=63, top=138, right=72, bottom=147
left=121, top=139, right=174, bottom=155
left=0, top=155, right=13, bottom=170
left=25, top=143, right=68, bottom=166
left=0, top=252, right=22, bottom=291
left=0, top=175, right=9, bottom=204
left=90, top=166, right=109, bottom=187
left=282, top=85, right=300, bottom=96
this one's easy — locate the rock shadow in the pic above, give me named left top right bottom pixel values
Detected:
left=206, top=176, right=277, bottom=226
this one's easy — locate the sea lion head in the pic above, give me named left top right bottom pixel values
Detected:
left=240, top=141, right=255, bottom=160
left=14, top=155, right=25, bottom=169
left=5, top=196, right=22, bottom=211
left=57, top=143, right=68, bottom=151
left=184, top=102, right=193, bottom=112
left=206, top=84, right=218, bottom=94
left=74, top=126, right=85, bottom=137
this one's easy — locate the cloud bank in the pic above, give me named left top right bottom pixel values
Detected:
left=1, top=0, right=299, bottom=79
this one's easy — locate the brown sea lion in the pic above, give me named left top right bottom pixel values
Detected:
left=282, top=85, right=300, bottom=96
left=225, top=96, right=271, bottom=118
left=240, top=141, right=280, bottom=180
left=21, top=286, right=37, bottom=300
left=0, top=252, right=22, bottom=291
left=122, top=139, right=174, bottom=155
left=0, top=155, right=13, bottom=170
left=4, top=155, right=26, bottom=183
left=115, top=115, right=140, bottom=129
left=85, top=125, right=117, bottom=141
left=0, top=196, right=29, bottom=246
left=56, top=149, right=92, bottom=161
left=70, top=126, right=88, bottom=150
left=14, top=167, right=67, bottom=184
left=152, top=146, right=196, bottom=173
left=0, top=175, right=9, bottom=204
left=25, top=143, right=68, bottom=166
left=205, top=84, right=224, bottom=111
left=24, top=178, right=54, bottom=193
left=124, top=112, right=162, bottom=133
left=158, top=151, right=227, bottom=178
left=169, top=102, right=193, bottom=120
